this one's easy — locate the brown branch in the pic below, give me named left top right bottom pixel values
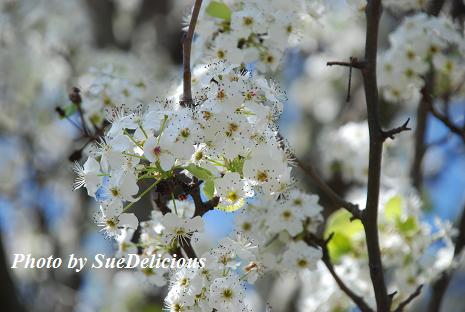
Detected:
left=305, top=234, right=373, bottom=312
left=428, top=0, right=447, bottom=16
left=393, top=284, right=424, bottom=312
left=429, top=105, right=465, bottom=143
left=180, top=0, right=203, bottom=107
left=359, top=1, right=390, bottom=311
left=381, top=118, right=411, bottom=141
left=411, top=84, right=431, bottom=189
left=327, top=57, right=365, bottom=69
left=294, top=158, right=362, bottom=220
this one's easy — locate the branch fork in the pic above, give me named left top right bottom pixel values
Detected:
left=381, top=118, right=412, bottom=141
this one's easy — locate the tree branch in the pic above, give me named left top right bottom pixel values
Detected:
left=393, top=284, right=424, bottom=312
left=359, top=1, right=390, bottom=311
left=429, top=104, right=465, bottom=144
left=305, top=234, right=373, bottom=312
left=294, top=158, right=362, bottom=220
left=381, top=118, right=411, bottom=141
left=327, top=57, right=365, bottom=69
left=181, top=0, right=203, bottom=107
left=411, top=83, right=431, bottom=189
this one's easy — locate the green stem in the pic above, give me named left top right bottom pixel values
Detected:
left=123, top=179, right=161, bottom=212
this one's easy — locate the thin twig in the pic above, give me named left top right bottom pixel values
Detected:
left=180, top=0, right=203, bottom=107
left=327, top=58, right=365, bottom=69
left=381, top=118, right=411, bottom=141
left=430, top=105, right=465, bottom=143
left=294, top=158, right=363, bottom=220
left=305, top=233, right=373, bottom=312
left=393, top=285, right=424, bottom=312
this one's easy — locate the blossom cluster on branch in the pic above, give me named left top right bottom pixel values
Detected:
left=62, top=0, right=465, bottom=311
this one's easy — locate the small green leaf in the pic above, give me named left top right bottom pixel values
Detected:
left=216, top=198, right=245, bottom=212
left=206, top=1, right=232, bottom=21
left=203, top=180, right=215, bottom=199
left=327, top=233, right=352, bottom=262
left=325, top=209, right=364, bottom=238
left=384, top=195, right=402, bottom=222
left=185, top=164, right=213, bottom=181
left=325, top=209, right=364, bottom=262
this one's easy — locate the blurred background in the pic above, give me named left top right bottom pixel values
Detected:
left=1, top=0, right=465, bottom=311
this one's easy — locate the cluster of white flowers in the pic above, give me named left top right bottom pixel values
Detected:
left=193, top=0, right=324, bottom=72
left=75, top=66, right=149, bottom=129
left=379, top=13, right=465, bottom=103
left=75, top=63, right=293, bottom=211
left=73, top=61, right=326, bottom=310
left=108, top=189, right=323, bottom=312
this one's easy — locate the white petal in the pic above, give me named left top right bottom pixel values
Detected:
left=118, top=213, right=139, bottom=229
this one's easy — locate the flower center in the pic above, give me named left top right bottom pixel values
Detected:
left=110, top=187, right=120, bottom=197
left=106, top=218, right=117, bottom=228
left=282, top=211, right=292, bottom=219
left=217, top=50, right=226, bottom=59
left=256, top=170, right=268, bottom=182
left=194, top=151, right=204, bottom=161
left=175, top=228, right=187, bottom=236
left=217, top=89, right=226, bottom=100
left=227, top=191, right=239, bottom=202
left=180, top=128, right=190, bottom=139
left=180, top=277, right=189, bottom=287
left=243, top=16, right=253, bottom=26
left=222, top=288, right=234, bottom=299
left=297, top=259, right=308, bottom=268
left=153, top=146, right=162, bottom=156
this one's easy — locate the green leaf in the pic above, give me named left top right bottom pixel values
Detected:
left=325, top=209, right=364, bottom=238
left=327, top=233, right=352, bottom=262
left=384, top=195, right=402, bottom=222
left=216, top=198, right=245, bottom=212
left=206, top=1, right=232, bottom=21
left=185, top=164, right=213, bottom=181
left=325, top=209, right=363, bottom=262
left=203, top=180, right=215, bottom=199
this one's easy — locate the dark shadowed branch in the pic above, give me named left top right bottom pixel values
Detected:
left=181, top=0, right=203, bottom=107
left=294, top=158, right=362, bottom=220
left=393, top=285, right=424, bottom=312
left=381, top=118, right=411, bottom=141
left=359, top=1, right=391, bottom=310
left=429, top=104, right=465, bottom=144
